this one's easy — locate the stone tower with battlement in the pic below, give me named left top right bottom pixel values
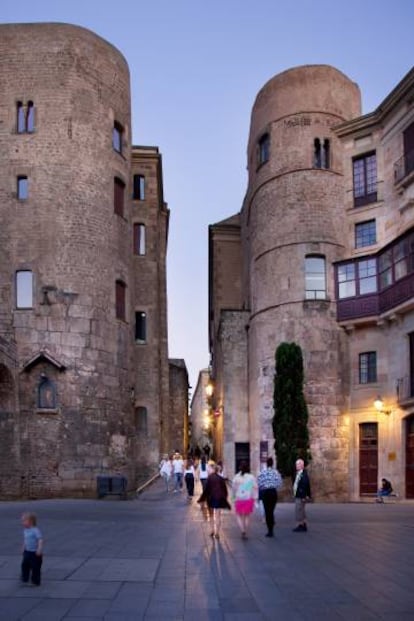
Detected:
left=210, top=65, right=362, bottom=498
left=243, top=65, right=361, bottom=497
left=0, top=23, right=172, bottom=498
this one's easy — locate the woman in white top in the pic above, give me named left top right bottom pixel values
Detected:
left=159, top=455, right=172, bottom=493
left=232, top=461, right=258, bottom=539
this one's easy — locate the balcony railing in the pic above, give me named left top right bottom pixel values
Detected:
left=396, top=376, right=414, bottom=404
left=394, top=148, right=414, bottom=184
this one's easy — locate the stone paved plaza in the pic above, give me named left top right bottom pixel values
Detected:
left=0, top=480, right=413, bottom=620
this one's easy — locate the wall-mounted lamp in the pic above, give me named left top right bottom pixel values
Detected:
left=205, top=382, right=214, bottom=398
left=374, top=395, right=392, bottom=415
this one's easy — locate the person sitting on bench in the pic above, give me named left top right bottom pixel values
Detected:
left=376, top=478, right=393, bottom=502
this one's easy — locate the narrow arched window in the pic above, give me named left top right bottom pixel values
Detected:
left=305, top=255, right=326, bottom=300
left=17, top=101, right=25, bottom=133
left=26, top=101, right=35, bottom=133
left=314, top=138, right=330, bottom=169
left=314, top=138, right=321, bottom=168
left=323, top=139, right=330, bottom=169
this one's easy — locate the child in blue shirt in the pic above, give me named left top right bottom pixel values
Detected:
left=21, top=512, right=43, bottom=586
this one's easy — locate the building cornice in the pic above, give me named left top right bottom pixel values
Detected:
left=334, top=67, right=414, bottom=138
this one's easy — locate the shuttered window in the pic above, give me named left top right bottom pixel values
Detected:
left=133, top=174, right=145, bottom=200
left=114, top=177, right=125, bottom=217
left=115, top=280, right=126, bottom=320
left=133, top=223, right=146, bottom=255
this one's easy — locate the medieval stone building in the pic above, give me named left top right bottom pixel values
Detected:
left=209, top=64, right=414, bottom=500
left=0, top=23, right=183, bottom=498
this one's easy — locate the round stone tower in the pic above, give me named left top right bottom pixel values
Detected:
left=242, top=65, right=361, bottom=498
left=0, top=23, right=134, bottom=497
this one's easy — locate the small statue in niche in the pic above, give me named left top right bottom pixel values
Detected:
left=38, top=375, right=56, bottom=409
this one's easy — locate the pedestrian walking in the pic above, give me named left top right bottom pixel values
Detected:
left=159, top=454, right=173, bottom=492
left=198, top=464, right=231, bottom=539
left=257, top=457, right=283, bottom=537
left=232, top=461, right=258, bottom=539
left=203, top=444, right=211, bottom=460
left=173, top=453, right=184, bottom=492
left=292, top=458, right=311, bottom=532
left=184, top=458, right=195, bottom=499
left=21, top=512, right=43, bottom=586
left=199, top=455, right=209, bottom=492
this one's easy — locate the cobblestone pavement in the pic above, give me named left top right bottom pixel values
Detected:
left=0, top=480, right=413, bottom=620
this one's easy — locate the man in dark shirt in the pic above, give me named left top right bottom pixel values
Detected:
left=292, top=458, right=311, bottom=532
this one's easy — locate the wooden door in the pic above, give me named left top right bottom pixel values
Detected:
left=359, top=423, right=378, bottom=495
left=406, top=415, right=414, bottom=499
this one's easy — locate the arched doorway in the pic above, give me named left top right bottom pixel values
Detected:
left=406, top=415, right=414, bottom=499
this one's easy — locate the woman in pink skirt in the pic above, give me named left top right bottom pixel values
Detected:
left=232, top=461, right=258, bottom=539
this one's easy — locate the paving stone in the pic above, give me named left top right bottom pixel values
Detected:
left=65, top=598, right=112, bottom=617
left=0, top=596, right=42, bottom=620
left=21, top=597, right=74, bottom=619
left=68, top=558, right=159, bottom=582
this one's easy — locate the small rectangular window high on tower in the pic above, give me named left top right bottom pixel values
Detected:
left=133, top=175, right=145, bottom=200
left=112, top=121, right=123, bottom=153
left=17, top=176, right=28, bottom=200
left=16, top=270, right=33, bottom=309
left=16, top=101, right=35, bottom=134
left=133, top=223, right=146, bottom=255
left=114, top=177, right=125, bottom=217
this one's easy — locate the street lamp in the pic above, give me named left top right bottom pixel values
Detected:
left=374, top=395, right=392, bottom=415
left=205, top=382, right=214, bottom=398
